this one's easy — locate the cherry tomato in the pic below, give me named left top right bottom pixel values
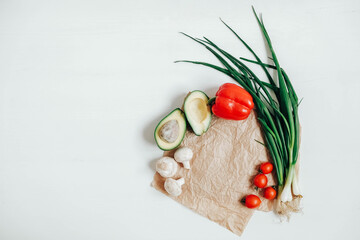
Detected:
left=264, top=187, right=277, bottom=200
left=244, top=194, right=261, bottom=209
left=260, top=162, right=273, bottom=174
left=254, top=173, right=268, bottom=188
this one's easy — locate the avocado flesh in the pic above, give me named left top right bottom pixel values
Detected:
left=154, top=108, right=186, bottom=151
left=184, top=91, right=212, bottom=136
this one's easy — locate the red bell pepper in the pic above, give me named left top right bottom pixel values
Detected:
left=211, top=83, right=254, bottom=120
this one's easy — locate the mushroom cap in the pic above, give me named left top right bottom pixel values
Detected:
left=155, top=157, right=178, bottom=178
left=164, top=178, right=184, bottom=197
left=174, top=147, right=193, bottom=163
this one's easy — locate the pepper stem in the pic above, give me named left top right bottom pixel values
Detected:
left=208, top=97, right=216, bottom=106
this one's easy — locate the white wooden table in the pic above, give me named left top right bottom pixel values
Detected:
left=0, top=0, right=359, bottom=239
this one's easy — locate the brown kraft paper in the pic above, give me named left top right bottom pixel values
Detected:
left=152, top=111, right=277, bottom=236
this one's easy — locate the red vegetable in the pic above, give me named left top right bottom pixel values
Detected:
left=254, top=173, right=268, bottom=188
left=264, top=187, right=277, bottom=200
left=211, top=83, right=254, bottom=120
left=260, top=162, right=273, bottom=174
left=244, top=194, right=261, bottom=209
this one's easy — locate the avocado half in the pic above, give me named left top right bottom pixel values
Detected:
left=154, top=108, right=187, bottom=151
left=183, top=90, right=212, bottom=136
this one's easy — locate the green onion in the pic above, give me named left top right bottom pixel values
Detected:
left=176, top=7, right=302, bottom=215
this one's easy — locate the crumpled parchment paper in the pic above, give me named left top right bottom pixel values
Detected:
left=152, top=111, right=276, bottom=236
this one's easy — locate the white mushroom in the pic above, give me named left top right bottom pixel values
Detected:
left=164, top=178, right=185, bottom=197
left=156, top=157, right=178, bottom=178
left=174, top=147, right=193, bottom=169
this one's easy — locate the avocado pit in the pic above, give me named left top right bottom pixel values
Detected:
left=159, top=119, right=179, bottom=143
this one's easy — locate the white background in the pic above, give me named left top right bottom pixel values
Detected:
left=0, top=0, right=359, bottom=239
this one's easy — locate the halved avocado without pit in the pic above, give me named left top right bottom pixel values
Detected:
left=183, top=90, right=212, bottom=136
left=154, top=108, right=187, bottom=151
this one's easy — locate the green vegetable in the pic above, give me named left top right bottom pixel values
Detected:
left=154, top=108, right=187, bottom=151
left=176, top=7, right=301, bottom=213
left=183, top=90, right=212, bottom=136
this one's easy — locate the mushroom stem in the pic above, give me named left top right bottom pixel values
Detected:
left=182, top=161, right=191, bottom=169
left=177, top=178, right=185, bottom=185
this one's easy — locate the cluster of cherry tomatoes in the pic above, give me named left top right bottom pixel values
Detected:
left=243, top=162, right=277, bottom=209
